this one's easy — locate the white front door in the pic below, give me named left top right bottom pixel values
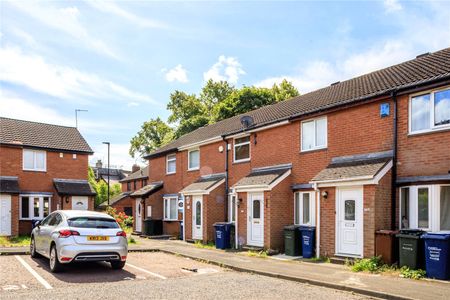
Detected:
left=135, top=198, right=142, bottom=232
left=247, top=193, right=264, bottom=247
left=192, top=196, right=203, bottom=240
left=0, top=194, right=12, bottom=236
left=336, top=187, right=363, bottom=257
left=72, top=196, right=88, bottom=210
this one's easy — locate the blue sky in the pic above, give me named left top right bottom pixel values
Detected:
left=1, top=0, right=450, bottom=170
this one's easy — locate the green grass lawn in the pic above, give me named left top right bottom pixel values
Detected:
left=0, top=235, right=31, bottom=247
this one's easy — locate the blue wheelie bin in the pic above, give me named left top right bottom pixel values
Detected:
left=214, top=222, right=232, bottom=249
left=422, top=232, right=450, bottom=280
left=300, top=226, right=316, bottom=258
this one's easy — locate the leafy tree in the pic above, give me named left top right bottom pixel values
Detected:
left=88, top=166, right=123, bottom=207
left=129, top=117, right=174, bottom=158
left=200, top=79, right=235, bottom=114
left=271, top=79, right=299, bottom=102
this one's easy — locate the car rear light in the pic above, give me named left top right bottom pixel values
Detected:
left=61, top=257, right=72, bottom=261
left=59, top=230, right=80, bottom=238
left=116, top=231, right=127, bottom=237
left=121, top=256, right=127, bottom=261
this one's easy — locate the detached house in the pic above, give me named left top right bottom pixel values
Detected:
left=0, top=118, right=95, bottom=236
left=140, top=48, right=450, bottom=259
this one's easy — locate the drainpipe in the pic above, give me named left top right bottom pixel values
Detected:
left=313, top=183, right=320, bottom=258
left=391, top=91, right=398, bottom=230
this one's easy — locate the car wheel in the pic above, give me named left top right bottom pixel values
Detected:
left=30, top=237, right=40, bottom=258
left=49, top=245, right=63, bottom=273
left=110, top=260, right=126, bottom=270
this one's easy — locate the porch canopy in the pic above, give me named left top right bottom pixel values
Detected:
left=180, top=173, right=225, bottom=195
left=53, top=178, right=96, bottom=196
left=130, top=181, right=163, bottom=198
left=311, top=151, right=393, bottom=187
left=233, top=164, right=291, bottom=192
left=98, top=192, right=131, bottom=209
left=0, top=176, right=20, bottom=193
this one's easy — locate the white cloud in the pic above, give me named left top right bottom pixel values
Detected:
left=0, top=46, right=157, bottom=105
left=85, top=1, right=168, bottom=29
left=9, top=27, right=38, bottom=48
left=164, top=64, right=189, bottom=83
left=383, top=0, right=403, bottom=13
left=203, top=55, right=245, bottom=84
left=8, top=1, right=119, bottom=60
left=90, top=143, right=137, bottom=171
left=127, top=102, right=140, bottom=107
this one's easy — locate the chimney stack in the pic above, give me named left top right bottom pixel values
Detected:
left=132, top=164, right=140, bottom=173
left=96, top=159, right=103, bottom=168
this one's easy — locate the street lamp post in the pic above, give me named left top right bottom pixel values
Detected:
left=75, top=109, right=88, bottom=128
left=102, top=142, right=110, bottom=206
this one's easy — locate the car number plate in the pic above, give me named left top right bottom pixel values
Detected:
left=87, top=236, right=109, bottom=241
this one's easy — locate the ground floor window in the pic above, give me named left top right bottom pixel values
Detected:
left=124, top=207, right=132, bottom=217
left=400, top=184, right=450, bottom=231
left=164, top=197, right=178, bottom=221
left=20, top=195, right=51, bottom=219
left=228, top=193, right=237, bottom=223
left=294, top=191, right=315, bottom=226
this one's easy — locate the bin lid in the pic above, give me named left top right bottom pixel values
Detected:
left=422, top=232, right=450, bottom=240
left=299, top=226, right=316, bottom=231
left=399, top=229, right=424, bottom=235
left=376, top=230, right=399, bottom=235
left=284, top=225, right=301, bottom=230
left=213, top=222, right=229, bottom=226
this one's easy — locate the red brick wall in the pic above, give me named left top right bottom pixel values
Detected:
left=397, top=92, right=450, bottom=177
left=318, top=187, right=336, bottom=257
left=204, top=184, right=226, bottom=242
left=10, top=195, right=19, bottom=236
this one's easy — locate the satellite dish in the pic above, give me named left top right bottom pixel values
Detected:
left=240, top=115, right=254, bottom=128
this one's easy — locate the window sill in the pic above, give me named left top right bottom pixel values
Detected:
left=233, top=159, right=250, bottom=165
left=163, top=219, right=179, bottom=222
left=187, top=168, right=199, bottom=172
left=300, top=147, right=327, bottom=154
left=23, top=169, right=47, bottom=173
left=408, top=126, right=450, bottom=137
left=166, top=172, right=176, bottom=176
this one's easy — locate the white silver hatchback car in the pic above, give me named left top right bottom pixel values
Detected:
left=30, top=210, right=128, bottom=273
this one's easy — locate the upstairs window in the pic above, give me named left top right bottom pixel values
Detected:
left=23, top=149, right=46, bottom=171
left=127, top=182, right=131, bottom=191
left=234, top=136, right=250, bottom=162
left=166, top=154, right=176, bottom=174
left=301, top=117, right=327, bottom=152
left=188, top=149, right=200, bottom=170
left=410, top=87, right=450, bottom=133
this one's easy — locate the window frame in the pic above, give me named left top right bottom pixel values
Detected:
left=228, top=193, right=237, bottom=223
left=19, top=195, right=52, bottom=220
left=409, top=86, right=450, bottom=135
left=187, top=148, right=200, bottom=171
left=166, top=154, right=177, bottom=174
left=300, top=116, right=328, bottom=152
left=233, top=135, right=251, bottom=163
left=294, top=191, right=315, bottom=226
left=163, top=197, right=178, bottom=221
left=22, top=149, right=47, bottom=172
left=398, top=184, right=450, bottom=232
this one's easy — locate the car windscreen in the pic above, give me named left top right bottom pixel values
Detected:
left=68, top=217, right=120, bottom=229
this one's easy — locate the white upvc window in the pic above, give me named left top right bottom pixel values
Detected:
left=20, top=195, right=51, bottom=220
left=301, top=117, right=327, bottom=152
left=294, top=191, right=315, bottom=226
left=166, top=154, right=176, bottom=174
left=228, top=193, right=237, bottom=223
left=400, top=184, right=450, bottom=232
left=409, top=87, right=450, bottom=134
left=188, top=149, right=200, bottom=171
left=23, top=149, right=46, bottom=171
left=163, top=197, right=178, bottom=221
left=233, top=136, right=250, bottom=162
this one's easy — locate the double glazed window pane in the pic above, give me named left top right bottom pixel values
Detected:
left=434, top=89, right=450, bottom=126
left=35, top=152, right=45, bottom=170
left=167, top=155, right=176, bottom=173
left=344, top=200, right=356, bottom=221
left=315, top=118, right=327, bottom=147
left=411, top=94, right=431, bottom=132
left=302, top=193, right=310, bottom=224
left=43, top=197, right=50, bottom=217
left=195, top=201, right=201, bottom=226
left=170, top=198, right=177, bottom=220
left=418, top=188, right=429, bottom=228
left=302, top=121, right=315, bottom=150
left=253, top=200, right=261, bottom=219
left=295, top=192, right=311, bottom=225
left=21, top=197, right=30, bottom=218
left=400, top=188, right=410, bottom=229
left=189, top=150, right=199, bottom=169
left=33, top=198, right=40, bottom=218
left=23, top=151, right=34, bottom=169
left=234, top=137, right=250, bottom=161
left=440, top=186, right=450, bottom=230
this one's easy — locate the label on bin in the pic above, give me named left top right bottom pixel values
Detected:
left=303, top=235, right=310, bottom=246
left=427, top=246, right=441, bottom=262
left=401, top=242, right=413, bottom=252
left=216, top=231, right=222, bottom=239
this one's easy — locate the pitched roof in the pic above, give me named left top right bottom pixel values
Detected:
left=146, top=48, right=450, bottom=158
left=0, top=117, right=93, bottom=153
left=233, top=164, right=291, bottom=188
left=120, top=166, right=149, bottom=182
left=53, top=179, right=96, bottom=196
left=0, top=176, right=20, bottom=193
left=311, top=151, right=393, bottom=183
left=93, top=167, right=128, bottom=181
left=180, top=173, right=225, bottom=194
left=130, top=181, right=163, bottom=197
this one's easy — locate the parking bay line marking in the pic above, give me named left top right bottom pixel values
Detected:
left=125, top=263, right=167, bottom=280
left=15, top=256, right=53, bottom=290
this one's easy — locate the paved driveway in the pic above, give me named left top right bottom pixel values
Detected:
left=1, top=252, right=369, bottom=299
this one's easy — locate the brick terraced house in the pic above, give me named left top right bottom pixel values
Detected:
left=0, top=118, right=95, bottom=236
left=140, top=48, right=450, bottom=259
